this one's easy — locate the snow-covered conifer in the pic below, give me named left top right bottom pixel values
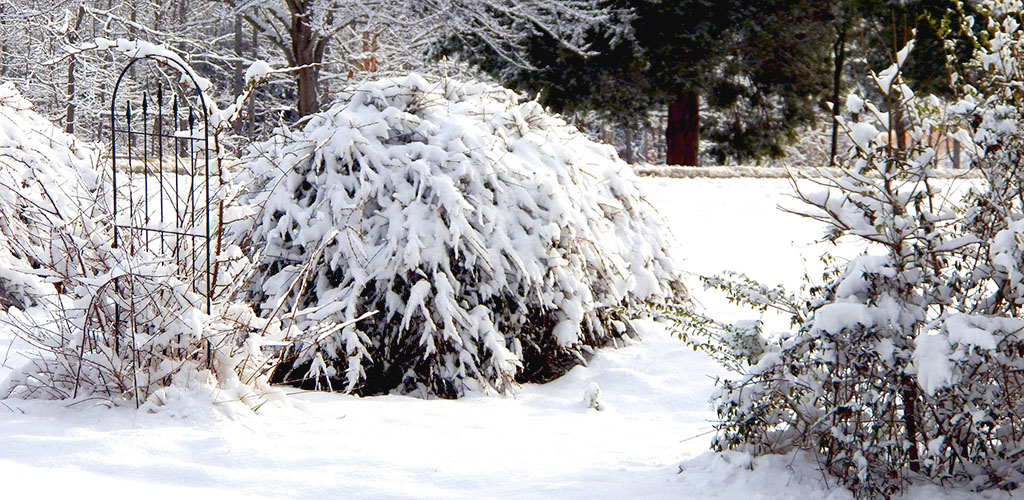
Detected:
left=235, top=74, right=685, bottom=398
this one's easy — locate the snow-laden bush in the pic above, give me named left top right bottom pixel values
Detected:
left=0, top=81, right=103, bottom=308
left=0, top=80, right=284, bottom=410
left=686, top=46, right=969, bottom=496
left=235, top=74, right=685, bottom=398
left=1, top=269, right=286, bottom=408
left=669, top=8, right=1024, bottom=496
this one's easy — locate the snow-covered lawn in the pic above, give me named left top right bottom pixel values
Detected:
left=0, top=177, right=1006, bottom=499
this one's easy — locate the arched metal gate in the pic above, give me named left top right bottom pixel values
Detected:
left=109, top=55, right=213, bottom=314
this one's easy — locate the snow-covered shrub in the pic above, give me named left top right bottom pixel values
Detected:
left=704, top=52, right=961, bottom=496
left=0, top=81, right=103, bottom=308
left=680, top=18, right=1024, bottom=496
left=1, top=269, right=285, bottom=408
left=235, top=74, right=685, bottom=398
left=0, top=80, right=284, bottom=410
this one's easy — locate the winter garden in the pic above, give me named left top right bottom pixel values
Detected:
left=4, top=1, right=1024, bottom=499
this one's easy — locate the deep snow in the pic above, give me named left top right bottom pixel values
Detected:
left=0, top=177, right=1009, bottom=499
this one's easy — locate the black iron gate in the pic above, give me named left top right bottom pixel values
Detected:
left=109, top=55, right=213, bottom=314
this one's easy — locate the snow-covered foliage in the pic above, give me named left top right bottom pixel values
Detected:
left=0, top=271, right=285, bottom=410
left=0, top=81, right=100, bottom=309
left=0, top=1, right=258, bottom=142
left=0, top=80, right=284, bottom=410
left=702, top=57, right=955, bottom=496
left=672, top=9, right=1024, bottom=496
left=235, top=74, right=685, bottom=398
left=64, top=37, right=269, bottom=131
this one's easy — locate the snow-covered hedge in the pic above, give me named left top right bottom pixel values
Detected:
left=0, top=81, right=102, bottom=308
left=236, top=75, right=685, bottom=397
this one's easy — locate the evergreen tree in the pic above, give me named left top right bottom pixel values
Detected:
left=826, top=0, right=979, bottom=164
left=703, top=0, right=833, bottom=162
left=225, top=0, right=624, bottom=117
left=456, top=0, right=833, bottom=165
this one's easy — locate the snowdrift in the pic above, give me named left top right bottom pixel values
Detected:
left=0, top=81, right=100, bottom=309
left=237, top=75, right=686, bottom=398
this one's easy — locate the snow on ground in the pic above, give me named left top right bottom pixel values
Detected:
left=0, top=320, right=730, bottom=499
left=640, top=177, right=839, bottom=334
left=0, top=177, right=1004, bottom=499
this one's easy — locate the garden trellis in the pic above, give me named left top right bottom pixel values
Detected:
left=109, top=55, right=214, bottom=315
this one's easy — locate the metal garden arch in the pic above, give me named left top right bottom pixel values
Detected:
left=109, top=54, right=214, bottom=314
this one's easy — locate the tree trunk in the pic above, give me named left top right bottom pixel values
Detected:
left=248, top=24, right=257, bottom=136
left=623, top=127, right=635, bottom=164
left=233, top=15, right=244, bottom=134
left=66, top=61, right=76, bottom=134
left=64, top=6, right=85, bottom=135
left=667, top=91, right=699, bottom=166
left=292, top=13, right=319, bottom=117
left=830, top=25, right=847, bottom=167
left=892, top=103, right=906, bottom=162
left=902, top=376, right=921, bottom=473
left=601, top=121, right=613, bottom=145
left=639, top=125, right=648, bottom=163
